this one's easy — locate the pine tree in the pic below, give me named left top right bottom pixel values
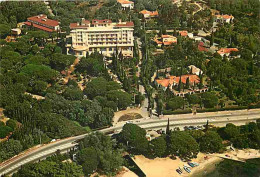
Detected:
left=205, top=120, right=209, bottom=132
left=166, top=118, right=170, bottom=135
left=186, top=77, right=190, bottom=89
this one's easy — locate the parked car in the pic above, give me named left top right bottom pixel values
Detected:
left=192, top=162, right=199, bottom=166
left=176, top=169, right=182, bottom=174
left=184, top=165, right=191, bottom=173
left=188, top=162, right=195, bottom=167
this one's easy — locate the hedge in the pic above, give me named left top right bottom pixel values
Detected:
left=163, top=109, right=192, bottom=115
left=163, top=105, right=260, bottom=115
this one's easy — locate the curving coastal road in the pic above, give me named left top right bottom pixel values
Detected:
left=0, top=109, right=259, bottom=176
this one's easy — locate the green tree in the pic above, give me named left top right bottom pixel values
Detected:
left=25, top=55, right=50, bottom=65
left=84, top=77, right=107, bottom=99
left=224, top=123, right=240, bottom=140
left=76, top=55, right=105, bottom=76
left=49, top=53, right=75, bottom=71
left=232, top=134, right=249, bottom=149
left=77, top=147, right=98, bottom=176
left=6, top=119, right=17, bottom=130
left=0, top=125, right=13, bottom=138
left=200, top=131, right=223, bottom=153
left=120, top=123, right=148, bottom=154
left=166, top=96, right=184, bottom=110
left=13, top=160, right=83, bottom=177
left=150, top=136, right=167, bottom=157
left=186, top=94, right=200, bottom=105
left=0, top=139, right=23, bottom=162
left=168, top=131, right=199, bottom=159
left=63, top=86, right=83, bottom=101
left=106, top=90, right=132, bottom=110
left=0, top=24, right=11, bottom=38
left=79, top=132, right=123, bottom=175
left=201, top=92, right=218, bottom=108
left=20, top=64, right=58, bottom=82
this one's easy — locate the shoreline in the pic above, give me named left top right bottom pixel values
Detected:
left=185, top=156, right=223, bottom=177
left=126, top=149, right=260, bottom=177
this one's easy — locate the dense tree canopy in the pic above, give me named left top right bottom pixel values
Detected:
left=120, top=123, right=149, bottom=154
left=168, top=131, right=199, bottom=159
left=78, top=132, right=124, bottom=176
left=13, top=158, right=84, bottom=177
left=199, top=131, right=223, bottom=153
left=150, top=136, right=167, bottom=157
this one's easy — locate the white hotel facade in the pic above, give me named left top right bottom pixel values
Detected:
left=66, top=19, right=134, bottom=58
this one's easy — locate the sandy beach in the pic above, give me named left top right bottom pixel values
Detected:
left=132, top=153, right=221, bottom=177
left=91, top=149, right=260, bottom=177
left=131, top=149, right=260, bottom=177
left=116, top=167, right=138, bottom=177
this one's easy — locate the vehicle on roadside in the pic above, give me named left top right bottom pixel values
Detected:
left=176, top=169, right=182, bottom=174
left=183, top=165, right=191, bottom=173
left=192, top=162, right=199, bottom=166
left=188, top=162, right=195, bottom=167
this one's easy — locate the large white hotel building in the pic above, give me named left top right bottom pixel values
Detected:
left=66, top=18, right=134, bottom=58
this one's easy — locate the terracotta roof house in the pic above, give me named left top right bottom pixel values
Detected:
left=140, top=10, right=159, bottom=18
left=24, top=14, right=60, bottom=32
left=155, top=74, right=200, bottom=90
left=217, top=48, right=239, bottom=57
left=117, top=0, right=134, bottom=9
left=179, top=30, right=188, bottom=37
left=154, top=35, right=177, bottom=47
left=215, top=14, right=234, bottom=23
left=198, top=42, right=208, bottom=52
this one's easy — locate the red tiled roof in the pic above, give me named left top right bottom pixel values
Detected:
left=115, top=21, right=134, bottom=27
left=215, top=14, right=234, bottom=19
left=24, top=21, right=54, bottom=32
left=179, top=30, right=188, bottom=36
left=162, top=35, right=171, bottom=38
left=70, top=23, right=89, bottom=29
left=92, top=19, right=112, bottom=24
left=217, top=48, right=239, bottom=55
left=156, top=74, right=200, bottom=87
left=27, top=14, right=59, bottom=27
left=155, top=79, right=171, bottom=87
left=198, top=42, right=208, bottom=52
left=154, top=38, right=163, bottom=44
left=140, top=10, right=159, bottom=16
left=117, top=0, right=134, bottom=4
left=163, top=41, right=177, bottom=45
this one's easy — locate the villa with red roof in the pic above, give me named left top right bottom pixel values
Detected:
left=117, top=0, right=134, bottom=10
left=215, top=14, right=234, bottom=23
left=198, top=42, right=208, bottom=52
left=217, top=48, right=239, bottom=57
left=179, top=30, right=188, bottom=37
left=24, top=14, right=60, bottom=32
left=140, top=10, right=159, bottom=19
left=154, top=35, right=177, bottom=47
left=155, top=74, right=208, bottom=97
left=155, top=74, right=200, bottom=91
